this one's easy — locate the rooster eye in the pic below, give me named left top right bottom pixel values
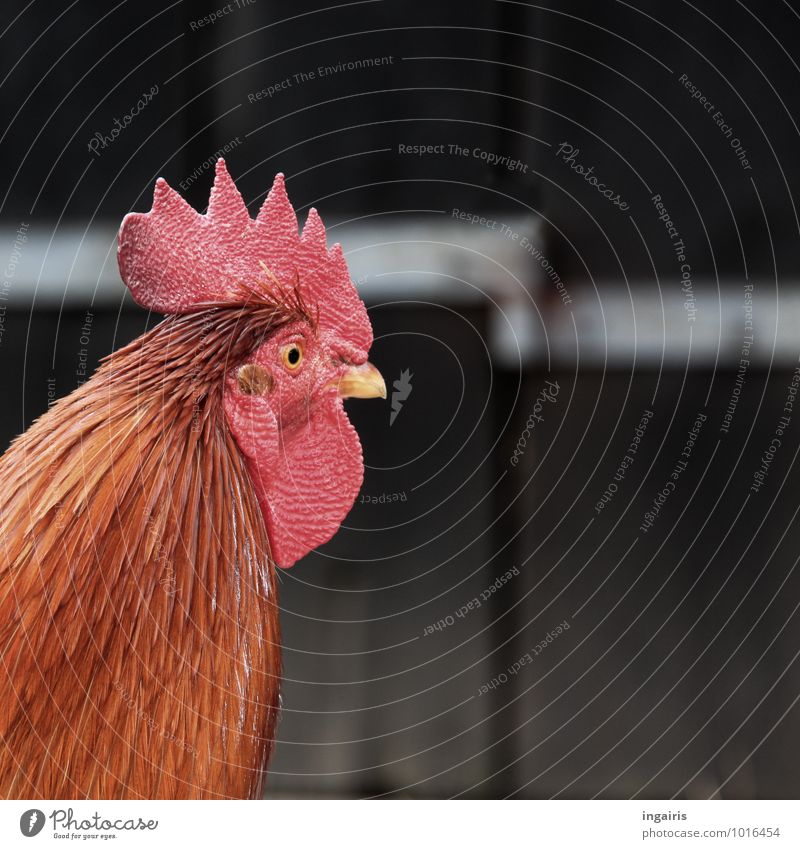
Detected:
left=281, top=343, right=303, bottom=370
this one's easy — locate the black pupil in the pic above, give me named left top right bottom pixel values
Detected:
left=287, top=347, right=300, bottom=365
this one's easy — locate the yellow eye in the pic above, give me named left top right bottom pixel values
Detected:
left=281, top=343, right=303, bottom=370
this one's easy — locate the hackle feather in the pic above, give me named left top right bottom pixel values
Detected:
left=0, top=296, right=301, bottom=799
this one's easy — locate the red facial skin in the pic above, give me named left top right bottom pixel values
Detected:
left=223, top=320, right=370, bottom=568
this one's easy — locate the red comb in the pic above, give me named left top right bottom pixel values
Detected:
left=117, top=159, right=371, bottom=351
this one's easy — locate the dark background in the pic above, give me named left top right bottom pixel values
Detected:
left=2, top=0, right=800, bottom=798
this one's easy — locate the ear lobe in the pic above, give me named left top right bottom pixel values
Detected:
left=236, top=363, right=273, bottom=396
left=224, top=389, right=279, bottom=464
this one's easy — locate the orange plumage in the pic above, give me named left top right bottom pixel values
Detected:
left=0, top=304, right=288, bottom=798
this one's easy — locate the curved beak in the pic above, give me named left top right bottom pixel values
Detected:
left=335, top=361, right=386, bottom=399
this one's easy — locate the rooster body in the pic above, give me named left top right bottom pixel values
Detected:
left=0, top=163, right=384, bottom=798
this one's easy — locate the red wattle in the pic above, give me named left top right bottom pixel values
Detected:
left=245, top=397, right=364, bottom=569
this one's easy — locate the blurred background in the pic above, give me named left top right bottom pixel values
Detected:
left=2, top=0, right=800, bottom=798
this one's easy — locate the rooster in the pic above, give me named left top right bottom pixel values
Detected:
left=0, top=160, right=385, bottom=799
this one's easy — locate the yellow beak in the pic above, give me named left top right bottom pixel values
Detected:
left=336, top=361, right=387, bottom=399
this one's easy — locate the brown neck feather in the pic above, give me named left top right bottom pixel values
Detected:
left=0, top=302, right=295, bottom=798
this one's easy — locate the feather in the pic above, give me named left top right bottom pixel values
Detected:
left=0, top=299, right=298, bottom=799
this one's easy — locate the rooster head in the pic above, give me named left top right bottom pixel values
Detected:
left=117, top=159, right=385, bottom=568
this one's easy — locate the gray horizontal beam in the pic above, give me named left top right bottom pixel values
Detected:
left=0, top=221, right=791, bottom=367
